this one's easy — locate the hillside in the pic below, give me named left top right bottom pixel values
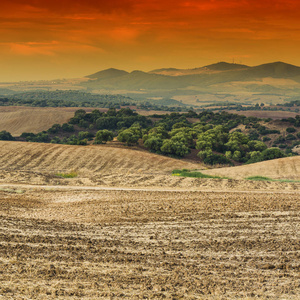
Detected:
left=81, top=62, right=300, bottom=105
left=86, top=68, right=129, bottom=79
left=85, top=62, right=300, bottom=91
left=0, top=140, right=199, bottom=175
left=0, top=107, right=76, bottom=136
left=201, top=156, right=300, bottom=180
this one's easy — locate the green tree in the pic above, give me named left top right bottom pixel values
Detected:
left=261, top=148, right=286, bottom=160
left=0, top=130, right=15, bottom=141
left=144, top=136, right=163, bottom=152
left=160, top=139, right=189, bottom=157
left=94, top=130, right=114, bottom=144
left=117, top=129, right=140, bottom=146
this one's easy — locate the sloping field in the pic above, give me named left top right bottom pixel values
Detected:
left=202, top=156, right=300, bottom=180
left=0, top=140, right=198, bottom=176
left=0, top=106, right=78, bottom=135
left=2, top=141, right=300, bottom=191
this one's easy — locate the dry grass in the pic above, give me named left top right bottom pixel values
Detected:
left=201, top=156, right=300, bottom=181
left=0, top=106, right=79, bottom=135
left=0, top=140, right=200, bottom=182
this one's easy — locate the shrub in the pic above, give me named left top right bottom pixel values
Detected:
left=47, top=124, right=61, bottom=134
left=94, top=130, right=114, bottom=144
left=197, top=150, right=233, bottom=165
left=172, top=169, right=221, bottom=179
left=144, top=136, right=163, bottom=152
left=261, top=148, right=286, bottom=160
left=263, top=136, right=271, bottom=142
left=117, top=129, right=140, bottom=145
left=0, top=131, right=15, bottom=141
left=161, top=139, right=189, bottom=157
left=56, top=171, right=78, bottom=178
left=286, top=134, right=296, bottom=140
left=286, top=127, right=296, bottom=133
left=61, top=123, right=75, bottom=132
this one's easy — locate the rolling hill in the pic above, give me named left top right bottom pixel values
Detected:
left=0, top=107, right=76, bottom=136
left=83, top=62, right=300, bottom=100
left=0, top=140, right=199, bottom=175
left=201, top=156, right=300, bottom=180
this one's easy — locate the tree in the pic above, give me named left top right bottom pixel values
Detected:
left=197, top=149, right=232, bottom=165
left=74, top=109, right=86, bottom=118
left=61, top=123, right=75, bottom=132
left=160, top=139, right=189, bottom=157
left=144, top=136, right=163, bottom=152
left=48, top=124, right=61, bottom=134
left=94, top=130, right=114, bottom=144
left=261, top=148, right=286, bottom=160
left=117, top=129, right=140, bottom=146
left=0, top=130, right=15, bottom=141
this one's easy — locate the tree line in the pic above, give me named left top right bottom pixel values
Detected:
left=1, top=109, right=299, bottom=165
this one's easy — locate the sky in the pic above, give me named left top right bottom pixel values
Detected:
left=0, top=0, right=300, bottom=81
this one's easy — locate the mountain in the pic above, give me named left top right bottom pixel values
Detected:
left=83, top=62, right=300, bottom=100
left=203, top=62, right=249, bottom=71
left=86, top=68, right=129, bottom=80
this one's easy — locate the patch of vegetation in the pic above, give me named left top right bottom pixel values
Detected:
left=172, top=169, right=223, bottom=179
left=5, top=108, right=298, bottom=166
left=55, top=171, right=78, bottom=178
left=245, top=176, right=273, bottom=181
left=0, top=188, right=24, bottom=194
left=0, top=130, right=15, bottom=141
left=0, top=91, right=191, bottom=112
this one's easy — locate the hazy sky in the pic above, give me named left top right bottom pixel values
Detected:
left=1, top=0, right=300, bottom=81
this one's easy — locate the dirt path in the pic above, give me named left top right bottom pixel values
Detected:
left=1, top=182, right=300, bottom=195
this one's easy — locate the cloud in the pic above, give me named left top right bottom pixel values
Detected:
left=5, top=41, right=104, bottom=56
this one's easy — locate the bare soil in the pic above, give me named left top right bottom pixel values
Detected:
left=0, top=186, right=299, bottom=299
left=0, top=141, right=299, bottom=299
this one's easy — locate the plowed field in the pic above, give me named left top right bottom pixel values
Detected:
left=0, top=141, right=300, bottom=299
left=0, top=186, right=299, bottom=299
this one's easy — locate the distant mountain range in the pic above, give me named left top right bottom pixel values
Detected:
left=83, top=62, right=300, bottom=97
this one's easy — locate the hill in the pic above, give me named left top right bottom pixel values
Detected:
left=201, top=156, right=300, bottom=180
left=203, top=62, right=249, bottom=71
left=0, top=106, right=76, bottom=136
left=86, top=68, right=129, bottom=79
left=83, top=62, right=300, bottom=95
left=0, top=140, right=199, bottom=176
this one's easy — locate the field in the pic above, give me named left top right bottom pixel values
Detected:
left=0, top=106, right=172, bottom=136
left=202, top=156, right=300, bottom=180
left=1, top=141, right=300, bottom=299
left=0, top=107, right=77, bottom=136
left=225, top=110, right=300, bottom=120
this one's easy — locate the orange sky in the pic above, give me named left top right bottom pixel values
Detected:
left=0, top=0, right=300, bottom=81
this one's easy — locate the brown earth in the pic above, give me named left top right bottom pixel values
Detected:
left=0, top=141, right=300, bottom=299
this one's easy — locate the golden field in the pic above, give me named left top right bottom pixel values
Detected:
left=0, top=137, right=299, bottom=298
